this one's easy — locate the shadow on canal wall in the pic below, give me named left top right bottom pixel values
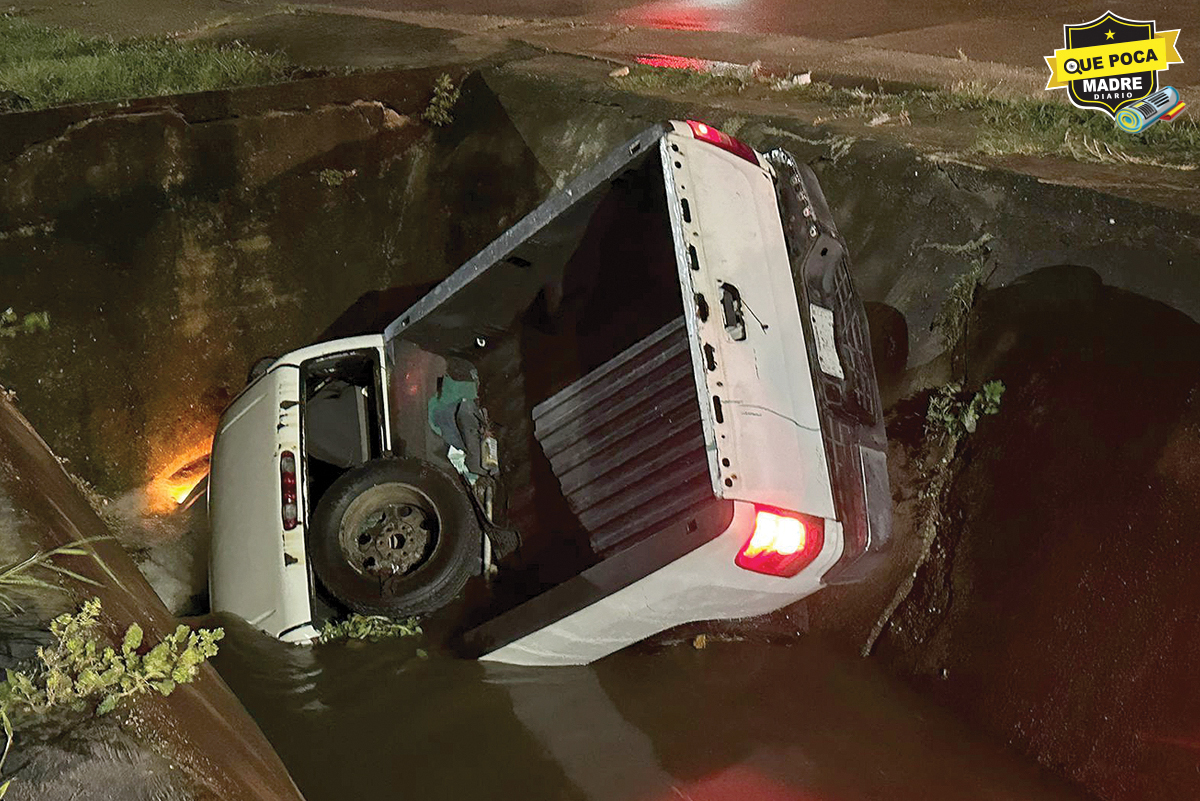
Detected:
left=877, top=266, right=1200, bottom=801
left=0, top=68, right=550, bottom=497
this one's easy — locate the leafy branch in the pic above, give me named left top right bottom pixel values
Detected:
left=0, top=599, right=224, bottom=792
left=925, top=380, right=1005, bottom=439
left=318, top=613, right=420, bottom=643
left=422, top=73, right=459, bottom=127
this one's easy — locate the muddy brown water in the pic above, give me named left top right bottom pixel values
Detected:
left=209, top=616, right=1093, bottom=801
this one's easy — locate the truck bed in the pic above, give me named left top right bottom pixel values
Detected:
left=386, top=125, right=718, bottom=606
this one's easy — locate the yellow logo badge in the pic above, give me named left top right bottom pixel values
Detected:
left=1045, top=11, right=1184, bottom=130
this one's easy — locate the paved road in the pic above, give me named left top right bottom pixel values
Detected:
left=16, top=0, right=1198, bottom=89
left=319, top=0, right=1198, bottom=87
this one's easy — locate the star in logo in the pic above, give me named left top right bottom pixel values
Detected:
left=1105, top=29, right=1115, bottom=39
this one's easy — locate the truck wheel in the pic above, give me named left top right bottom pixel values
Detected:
left=308, top=457, right=479, bottom=618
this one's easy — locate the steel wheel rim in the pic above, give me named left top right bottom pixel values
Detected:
left=337, top=482, right=439, bottom=581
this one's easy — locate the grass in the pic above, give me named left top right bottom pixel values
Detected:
left=614, top=65, right=1200, bottom=169
left=0, top=14, right=292, bottom=110
left=0, top=538, right=118, bottom=614
left=926, top=234, right=993, bottom=353
left=931, top=82, right=1200, bottom=169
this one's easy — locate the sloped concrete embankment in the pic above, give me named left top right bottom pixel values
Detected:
left=0, top=396, right=305, bottom=800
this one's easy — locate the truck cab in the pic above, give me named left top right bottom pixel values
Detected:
left=209, top=120, right=891, bottom=665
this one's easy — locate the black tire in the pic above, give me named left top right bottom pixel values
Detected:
left=246, top=356, right=277, bottom=385
left=308, top=457, right=479, bottom=618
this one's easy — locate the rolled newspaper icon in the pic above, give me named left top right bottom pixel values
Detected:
left=1116, top=86, right=1182, bottom=133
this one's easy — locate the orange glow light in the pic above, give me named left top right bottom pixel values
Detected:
left=147, top=438, right=213, bottom=513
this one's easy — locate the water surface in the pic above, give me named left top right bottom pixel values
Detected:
left=212, top=619, right=1093, bottom=801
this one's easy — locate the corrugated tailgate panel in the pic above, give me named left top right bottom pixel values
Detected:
left=532, top=317, right=713, bottom=553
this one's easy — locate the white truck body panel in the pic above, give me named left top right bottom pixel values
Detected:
left=662, top=127, right=835, bottom=519
left=481, top=503, right=842, bottom=666
left=208, top=335, right=386, bottom=642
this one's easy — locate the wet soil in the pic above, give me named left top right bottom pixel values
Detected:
left=876, top=266, right=1200, bottom=801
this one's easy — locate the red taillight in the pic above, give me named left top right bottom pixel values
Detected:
left=685, top=120, right=759, bottom=165
left=280, top=450, right=298, bottom=530
left=735, top=508, right=825, bottom=577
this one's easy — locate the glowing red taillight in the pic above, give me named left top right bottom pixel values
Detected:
left=280, top=450, right=298, bottom=530
left=686, top=120, right=759, bottom=165
left=735, top=508, right=825, bottom=577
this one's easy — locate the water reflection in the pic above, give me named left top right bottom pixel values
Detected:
left=210, top=616, right=1091, bottom=801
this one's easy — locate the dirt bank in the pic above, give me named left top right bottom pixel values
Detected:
left=875, top=268, right=1200, bottom=801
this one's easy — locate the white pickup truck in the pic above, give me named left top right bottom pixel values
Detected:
left=208, top=120, right=890, bottom=666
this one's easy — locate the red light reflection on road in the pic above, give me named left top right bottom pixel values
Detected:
left=635, top=53, right=713, bottom=71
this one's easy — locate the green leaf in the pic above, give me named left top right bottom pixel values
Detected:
left=98, top=666, right=123, bottom=687
left=8, top=673, right=33, bottom=697
left=155, top=680, right=176, bottom=696
left=45, top=671, right=72, bottom=701
left=122, top=624, right=143, bottom=655
left=74, top=668, right=99, bottom=695
left=145, top=642, right=172, bottom=669
left=96, top=694, right=119, bottom=715
left=170, top=666, right=195, bottom=685
left=22, top=311, right=50, bottom=332
left=0, top=778, right=11, bottom=798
